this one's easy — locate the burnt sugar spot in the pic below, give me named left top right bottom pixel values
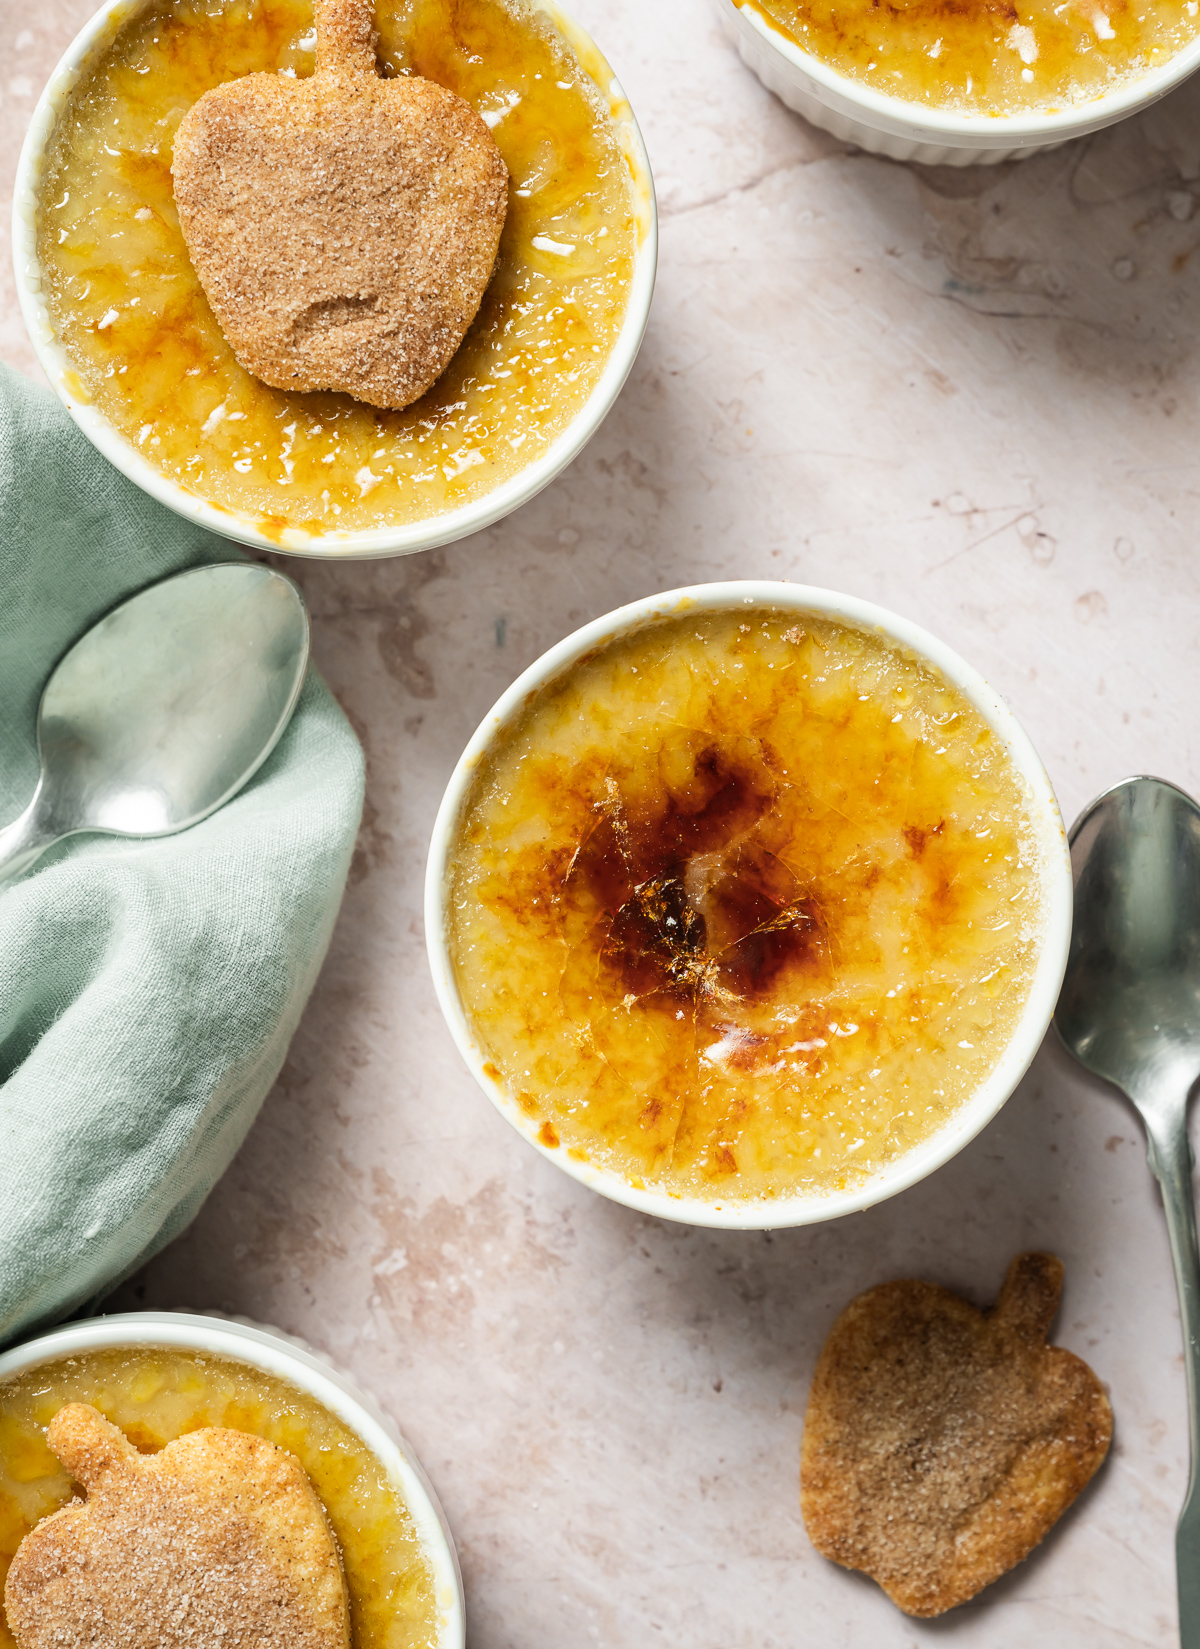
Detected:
left=702, top=1025, right=774, bottom=1070
left=568, top=809, right=631, bottom=915
left=903, top=819, right=946, bottom=858
left=655, top=740, right=777, bottom=867
left=711, top=1141, right=739, bottom=1177
left=716, top=892, right=825, bottom=996
left=604, top=874, right=709, bottom=999
left=563, top=743, right=826, bottom=1008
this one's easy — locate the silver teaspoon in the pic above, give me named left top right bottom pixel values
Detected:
left=0, top=562, right=309, bottom=887
left=1056, top=775, right=1200, bottom=1645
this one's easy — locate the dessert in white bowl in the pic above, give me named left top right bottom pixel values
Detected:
left=0, top=1313, right=462, bottom=1649
left=718, top=0, right=1200, bottom=164
left=14, top=0, right=656, bottom=556
left=426, top=583, right=1072, bottom=1228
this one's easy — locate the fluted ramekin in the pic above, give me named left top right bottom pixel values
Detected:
left=0, top=1310, right=464, bottom=1649
left=717, top=0, right=1200, bottom=166
left=12, top=0, right=656, bottom=558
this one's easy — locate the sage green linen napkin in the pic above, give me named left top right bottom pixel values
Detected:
left=0, top=364, right=364, bottom=1345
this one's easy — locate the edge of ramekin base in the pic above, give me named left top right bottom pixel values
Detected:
left=0, top=1310, right=465, bottom=1649
left=11, top=0, right=657, bottom=559
left=424, top=581, right=1073, bottom=1231
left=715, top=0, right=1200, bottom=165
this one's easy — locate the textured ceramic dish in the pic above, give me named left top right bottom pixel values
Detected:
left=717, top=0, right=1200, bottom=165
left=425, top=581, right=1073, bottom=1230
left=0, top=1310, right=464, bottom=1648
left=11, top=0, right=656, bottom=559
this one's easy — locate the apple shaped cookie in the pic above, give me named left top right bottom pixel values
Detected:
left=171, top=0, right=508, bottom=410
left=800, top=1252, right=1112, bottom=1617
left=3, top=1403, right=350, bottom=1649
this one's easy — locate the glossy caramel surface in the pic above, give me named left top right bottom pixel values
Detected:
left=36, top=0, right=636, bottom=537
left=0, top=1349, right=439, bottom=1649
left=448, top=607, right=1047, bottom=1204
left=741, top=0, right=1200, bottom=112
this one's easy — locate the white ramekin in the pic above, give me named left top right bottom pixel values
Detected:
left=424, top=581, right=1073, bottom=1231
left=0, top=1310, right=464, bottom=1649
left=717, top=0, right=1200, bottom=165
left=12, top=0, right=657, bottom=559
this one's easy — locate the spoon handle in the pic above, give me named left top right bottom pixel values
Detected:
left=1145, top=1107, right=1200, bottom=1646
left=0, top=792, right=56, bottom=888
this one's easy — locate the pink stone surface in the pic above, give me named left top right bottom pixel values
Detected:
left=5, top=3, right=1200, bottom=1644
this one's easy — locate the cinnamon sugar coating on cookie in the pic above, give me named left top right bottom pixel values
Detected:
left=171, top=0, right=508, bottom=410
left=800, top=1253, right=1112, bottom=1617
left=3, top=1403, right=350, bottom=1649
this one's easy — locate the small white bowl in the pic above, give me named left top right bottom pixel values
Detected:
left=717, top=0, right=1200, bottom=165
left=425, top=581, right=1073, bottom=1230
left=0, top=1310, right=464, bottom=1649
left=12, top=0, right=657, bottom=559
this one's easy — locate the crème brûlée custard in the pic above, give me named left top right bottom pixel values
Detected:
left=34, top=0, right=640, bottom=538
left=739, top=0, right=1200, bottom=113
left=446, top=607, right=1050, bottom=1206
left=0, top=1349, right=440, bottom=1649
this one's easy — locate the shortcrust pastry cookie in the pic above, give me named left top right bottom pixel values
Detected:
left=800, top=1252, right=1112, bottom=1616
left=172, top=0, right=508, bottom=410
left=4, top=1402, right=350, bottom=1648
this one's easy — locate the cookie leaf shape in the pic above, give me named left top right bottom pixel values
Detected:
left=171, top=0, right=508, bottom=410
left=800, top=1252, right=1112, bottom=1617
left=3, top=1403, right=350, bottom=1649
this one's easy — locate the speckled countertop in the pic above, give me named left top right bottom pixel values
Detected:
left=4, top=3, right=1199, bottom=1644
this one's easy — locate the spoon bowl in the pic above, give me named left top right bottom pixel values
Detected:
left=0, top=563, right=309, bottom=885
left=1058, top=778, right=1200, bottom=1110
left=1056, top=775, right=1200, bottom=1645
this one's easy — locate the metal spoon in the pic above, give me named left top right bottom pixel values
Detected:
left=1056, top=775, right=1200, bottom=1645
left=0, top=563, right=309, bottom=887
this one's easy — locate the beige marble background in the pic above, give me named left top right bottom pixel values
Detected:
left=5, top=0, right=1200, bottom=1643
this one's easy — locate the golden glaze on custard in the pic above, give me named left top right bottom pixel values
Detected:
left=0, top=1350, right=438, bottom=1649
left=36, top=0, right=636, bottom=535
left=448, top=608, right=1046, bottom=1203
left=741, top=0, right=1200, bottom=112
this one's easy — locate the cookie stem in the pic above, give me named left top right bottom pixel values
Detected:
left=991, top=1251, right=1063, bottom=1344
left=47, top=1404, right=139, bottom=1493
left=314, top=0, right=379, bottom=79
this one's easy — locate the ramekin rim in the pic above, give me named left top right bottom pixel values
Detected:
left=423, top=579, right=1072, bottom=1230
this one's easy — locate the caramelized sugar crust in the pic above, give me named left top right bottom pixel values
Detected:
left=36, top=0, right=636, bottom=536
left=448, top=608, right=1046, bottom=1203
left=741, top=0, right=1200, bottom=114
left=0, top=1352, right=438, bottom=1649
